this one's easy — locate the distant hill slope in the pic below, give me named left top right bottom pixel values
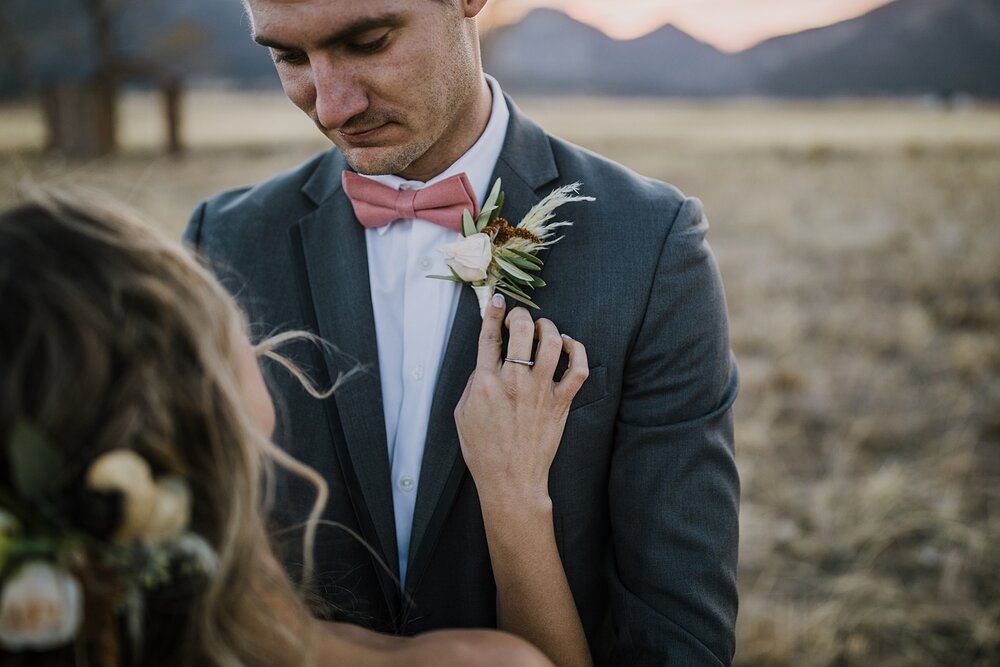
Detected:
left=744, top=0, right=1000, bottom=96
left=484, top=0, right=1000, bottom=97
left=482, top=9, right=736, bottom=96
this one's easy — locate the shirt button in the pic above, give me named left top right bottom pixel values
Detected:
left=419, top=257, right=432, bottom=270
left=398, top=476, right=416, bottom=492
left=412, top=364, right=425, bottom=381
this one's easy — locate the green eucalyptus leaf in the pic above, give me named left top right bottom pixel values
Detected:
left=496, top=285, right=539, bottom=309
left=477, top=180, right=504, bottom=230
left=8, top=422, right=64, bottom=502
left=475, top=211, right=491, bottom=232
left=497, top=279, right=532, bottom=300
left=490, top=191, right=506, bottom=224
left=477, top=204, right=498, bottom=222
left=530, top=277, right=547, bottom=288
left=462, top=210, right=477, bottom=237
left=7, top=536, right=57, bottom=559
left=483, top=178, right=502, bottom=213
left=427, top=266, right=471, bottom=283
left=504, top=254, right=540, bottom=271
left=495, top=257, right=535, bottom=283
left=509, top=248, right=543, bottom=267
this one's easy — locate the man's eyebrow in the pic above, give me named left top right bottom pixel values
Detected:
left=253, top=14, right=404, bottom=51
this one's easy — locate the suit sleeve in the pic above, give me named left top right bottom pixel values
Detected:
left=608, top=196, right=739, bottom=666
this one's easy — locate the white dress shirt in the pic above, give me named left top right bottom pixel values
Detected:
left=359, top=74, right=510, bottom=585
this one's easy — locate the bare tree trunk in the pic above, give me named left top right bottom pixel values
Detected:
left=42, top=84, right=111, bottom=157
left=89, top=0, right=118, bottom=154
left=42, top=0, right=119, bottom=157
left=45, top=0, right=119, bottom=156
left=162, top=76, right=183, bottom=155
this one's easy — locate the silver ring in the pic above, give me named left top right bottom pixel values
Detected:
left=504, top=357, right=535, bottom=367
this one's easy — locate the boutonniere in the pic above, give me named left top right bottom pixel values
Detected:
left=427, top=178, right=595, bottom=317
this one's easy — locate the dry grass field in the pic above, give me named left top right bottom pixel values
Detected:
left=2, top=91, right=999, bottom=666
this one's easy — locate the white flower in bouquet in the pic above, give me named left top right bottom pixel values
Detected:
left=145, top=476, right=192, bottom=543
left=0, top=423, right=219, bottom=659
left=441, top=233, right=492, bottom=282
left=86, top=449, right=191, bottom=543
left=0, top=561, right=83, bottom=651
left=87, top=449, right=158, bottom=541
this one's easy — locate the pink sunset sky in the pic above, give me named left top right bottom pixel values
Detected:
left=481, top=0, right=896, bottom=52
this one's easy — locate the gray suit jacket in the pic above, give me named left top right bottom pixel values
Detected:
left=185, top=97, right=739, bottom=666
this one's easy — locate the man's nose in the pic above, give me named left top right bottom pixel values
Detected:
left=312, top=57, right=369, bottom=131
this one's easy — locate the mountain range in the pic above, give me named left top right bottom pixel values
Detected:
left=1, top=0, right=998, bottom=97
left=484, top=0, right=1000, bottom=97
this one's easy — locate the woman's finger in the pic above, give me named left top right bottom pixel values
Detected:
left=555, top=333, right=589, bottom=403
left=503, top=307, right=536, bottom=368
left=532, top=318, right=563, bottom=379
left=476, top=293, right=507, bottom=373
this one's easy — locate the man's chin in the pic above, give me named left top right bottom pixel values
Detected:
left=339, top=145, right=415, bottom=177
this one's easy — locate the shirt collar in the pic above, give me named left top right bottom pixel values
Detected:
left=360, top=74, right=510, bottom=234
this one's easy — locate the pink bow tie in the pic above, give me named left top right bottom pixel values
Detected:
left=342, top=171, right=480, bottom=233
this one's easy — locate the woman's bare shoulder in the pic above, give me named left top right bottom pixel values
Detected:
left=315, top=622, right=553, bottom=667
left=401, top=629, right=554, bottom=667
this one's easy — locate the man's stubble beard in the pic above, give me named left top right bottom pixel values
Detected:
left=340, top=56, right=480, bottom=178
left=341, top=135, right=432, bottom=177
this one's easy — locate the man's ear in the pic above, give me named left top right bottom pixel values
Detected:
left=460, top=0, right=488, bottom=19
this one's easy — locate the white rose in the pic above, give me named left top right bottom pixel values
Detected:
left=86, top=449, right=157, bottom=542
left=0, top=562, right=83, bottom=651
left=87, top=450, right=192, bottom=543
left=440, top=233, right=492, bottom=283
left=145, top=476, right=192, bottom=542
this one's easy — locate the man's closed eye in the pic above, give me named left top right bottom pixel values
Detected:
left=272, top=49, right=307, bottom=66
left=349, top=32, right=391, bottom=54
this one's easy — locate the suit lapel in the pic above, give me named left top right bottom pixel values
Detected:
left=292, top=153, right=400, bottom=582
left=405, top=97, right=560, bottom=593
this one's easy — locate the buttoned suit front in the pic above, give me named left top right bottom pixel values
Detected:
left=185, top=95, right=740, bottom=667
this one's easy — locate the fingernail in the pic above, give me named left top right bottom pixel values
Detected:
left=491, top=294, right=505, bottom=308
left=561, top=333, right=573, bottom=341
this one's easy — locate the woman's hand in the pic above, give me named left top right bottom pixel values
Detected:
left=454, top=293, right=589, bottom=507
left=453, top=293, right=595, bottom=667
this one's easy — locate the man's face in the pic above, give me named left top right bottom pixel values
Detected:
left=247, top=0, right=484, bottom=180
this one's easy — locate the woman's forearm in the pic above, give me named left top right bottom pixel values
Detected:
left=455, top=299, right=593, bottom=666
left=479, top=491, right=594, bottom=667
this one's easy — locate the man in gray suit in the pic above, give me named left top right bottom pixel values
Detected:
left=185, top=0, right=739, bottom=664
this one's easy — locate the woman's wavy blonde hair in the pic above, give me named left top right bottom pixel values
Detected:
left=0, top=191, right=329, bottom=667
